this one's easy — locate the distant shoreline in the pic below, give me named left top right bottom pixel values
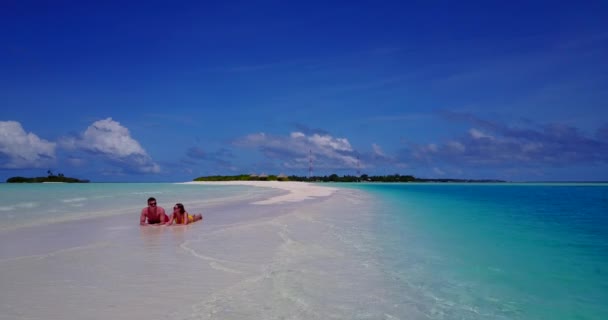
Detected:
left=6, top=176, right=90, bottom=183
left=192, top=174, right=506, bottom=183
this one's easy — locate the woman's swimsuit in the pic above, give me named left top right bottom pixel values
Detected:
left=174, top=214, right=194, bottom=224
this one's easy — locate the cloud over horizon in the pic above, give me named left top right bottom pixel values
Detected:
left=60, top=118, right=160, bottom=174
left=405, top=112, right=608, bottom=169
left=0, top=121, right=56, bottom=169
left=234, top=131, right=360, bottom=170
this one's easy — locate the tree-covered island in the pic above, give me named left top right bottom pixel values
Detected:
left=194, top=173, right=505, bottom=183
left=6, top=170, right=90, bottom=183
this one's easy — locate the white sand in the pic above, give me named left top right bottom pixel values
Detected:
left=0, top=182, right=393, bottom=319
left=183, top=181, right=338, bottom=205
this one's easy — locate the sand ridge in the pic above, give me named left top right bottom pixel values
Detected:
left=182, top=181, right=338, bottom=205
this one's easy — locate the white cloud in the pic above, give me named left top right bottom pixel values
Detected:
left=60, top=118, right=160, bottom=173
left=236, top=131, right=359, bottom=168
left=407, top=113, right=608, bottom=169
left=243, top=132, right=268, bottom=143
left=290, top=132, right=306, bottom=139
left=469, top=128, right=493, bottom=140
left=0, top=121, right=56, bottom=168
left=309, top=134, right=353, bottom=152
left=372, top=143, right=386, bottom=157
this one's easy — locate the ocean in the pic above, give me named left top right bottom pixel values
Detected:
left=0, top=183, right=284, bottom=231
left=0, top=182, right=606, bottom=319
left=347, top=183, right=608, bottom=319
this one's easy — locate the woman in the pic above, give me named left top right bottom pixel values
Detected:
left=165, top=203, right=203, bottom=225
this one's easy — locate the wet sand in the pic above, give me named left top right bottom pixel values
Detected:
left=0, top=182, right=390, bottom=320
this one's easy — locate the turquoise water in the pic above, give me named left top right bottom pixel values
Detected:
left=348, top=183, right=608, bottom=319
left=0, top=183, right=281, bottom=230
left=1, top=182, right=606, bottom=319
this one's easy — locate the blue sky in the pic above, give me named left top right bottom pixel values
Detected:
left=1, top=1, right=607, bottom=182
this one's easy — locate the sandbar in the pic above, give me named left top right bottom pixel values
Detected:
left=182, top=181, right=338, bottom=205
left=0, top=182, right=389, bottom=319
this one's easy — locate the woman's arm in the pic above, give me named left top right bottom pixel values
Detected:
left=184, top=211, right=189, bottom=225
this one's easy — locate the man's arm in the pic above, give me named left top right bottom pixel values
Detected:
left=165, top=213, right=174, bottom=225
left=140, top=208, right=147, bottom=225
left=159, top=207, right=168, bottom=224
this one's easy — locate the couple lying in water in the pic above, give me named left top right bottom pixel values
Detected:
left=140, top=197, right=203, bottom=226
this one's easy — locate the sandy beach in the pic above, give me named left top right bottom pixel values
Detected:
left=182, top=181, right=339, bottom=205
left=0, top=181, right=387, bottom=320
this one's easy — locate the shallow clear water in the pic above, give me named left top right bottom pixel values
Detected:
left=0, top=183, right=382, bottom=319
left=1, top=182, right=606, bottom=319
left=347, top=183, right=608, bottom=319
left=0, top=183, right=282, bottom=230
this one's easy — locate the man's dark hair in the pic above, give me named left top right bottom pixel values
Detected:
left=147, top=197, right=156, bottom=203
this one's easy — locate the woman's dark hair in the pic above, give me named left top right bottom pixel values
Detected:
left=175, top=203, right=185, bottom=214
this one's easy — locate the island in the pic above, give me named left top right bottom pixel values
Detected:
left=194, top=173, right=505, bottom=183
left=6, top=171, right=90, bottom=183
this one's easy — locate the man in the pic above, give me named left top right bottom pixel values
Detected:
left=140, top=197, right=169, bottom=225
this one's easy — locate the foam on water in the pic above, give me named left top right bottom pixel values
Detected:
left=0, top=202, right=39, bottom=211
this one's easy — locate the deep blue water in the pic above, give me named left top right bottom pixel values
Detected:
left=348, top=183, right=608, bottom=319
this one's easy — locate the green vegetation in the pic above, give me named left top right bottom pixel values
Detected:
left=6, top=170, right=90, bottom=183
left=194, top=174, right=288, bottom=182
left=194, top=173, right=504, bottom=183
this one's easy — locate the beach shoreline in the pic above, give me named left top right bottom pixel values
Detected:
left=3, top=182, right=605, bottom=319
left=1, top=182, right=391, bottom=319
left=182, top=180, right=339, bottom=205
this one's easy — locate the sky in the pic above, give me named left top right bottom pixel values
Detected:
left=1, top=1, right=607, bottom=182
